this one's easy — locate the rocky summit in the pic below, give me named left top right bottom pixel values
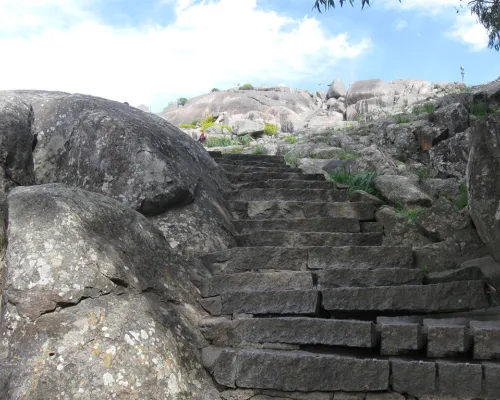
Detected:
left=0, top=78, right=500, bottom=399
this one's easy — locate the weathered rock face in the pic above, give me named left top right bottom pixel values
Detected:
left=373, top=175, right=432, bottom=207
left=467, top=113, right=500, bottom=263
left=3, top=90, right=235, bottom=257
left=232, top=119, right=265, bottom=137
left=327, top=79, right=347, bottom=100
left=1, top=184, right=220, bottom=399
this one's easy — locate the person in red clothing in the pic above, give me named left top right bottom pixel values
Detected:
left=198, top=130, right=206, bottom=143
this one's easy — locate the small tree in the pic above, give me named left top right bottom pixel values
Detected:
left=177, top=97, right=188, bottom=107
left=312, top=0, right=500, bottom=50
left=211, top=88, right=220, bottom=92
left=239, top=83, right=254, bottom=90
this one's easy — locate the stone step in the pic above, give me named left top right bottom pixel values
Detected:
left=228, top=188, right=349, bottom=202
left=316, top=268, right=423, bottom=288
left=214, top=159, right=287, bottom=167
left=213, top=153, right=285, bottom=164
left=200, top=246, right=414, bottom=274
left=232, top=218, right=360, bottom=233
left=322, top=280, right=488, bottom=313
left=219, top=164, right=299, bottom=173
left=206, top=348, right=389, bottom=391
left=227, top=172, right=325, bottom=183
left=198, top=271, right=313, bottom=297
left=200, top=317, right=377, bottom=348
left=229, top=201, right=376, bottom=221
left=236, top=179, right=338, bottom=190
left=202, top=289, right=320, bottom=315
left=235, top=231, right=383, bottom=247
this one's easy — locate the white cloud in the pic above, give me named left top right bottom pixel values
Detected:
left=382, top=0, right=460, bottom=15
left=447, top=12, right=489, bottom=51
left=0, top=0, right=370, bottom=111
left=394, top=19, right=408, bottom=30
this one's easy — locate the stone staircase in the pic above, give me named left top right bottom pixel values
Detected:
left=198, top=151, right=500, bottom=400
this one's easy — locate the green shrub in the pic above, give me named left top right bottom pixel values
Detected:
left=191, top=120, right=201, bottom=126
left=178, top=97, right=188, bottom=106
left=413, top=166, right=434, bottom=182
left=413, top=104, right=435, bottom=114
left=179, top=123, right=197, bottom=129
left=239, top=83, right=254, bottom=90
left=394, top=114, right=411, bottom=124
left=201, top=115, right=216, bottom=131
left=397, top=207, right=425, bottom=223
left=253, top=146, right=267, bottom=155
left=333, top=150, right=359, bottom=160
left=206, top=136, right=239, bottom=148
left=328, top=171, right=379, bottom=195
left=453, top=184, right=468, bottom=209
left=284, top=153, right=299, bottom=167
left=264, top=123, right=278, bottom=136
left=471, top=103, right=490, bottom=119
left=284, top=136, right=297, bottom=144
left=238, top=135, right=251, bottom=146
left=211, top=88, right=220, bottom=92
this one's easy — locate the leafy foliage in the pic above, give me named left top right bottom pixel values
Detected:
left=328, top=170, right=379, bottom=195
left=179, top=123, right=197, bottom=129
left=453, top=184, right=469, bottom=209
left=471, top=102, right=491, bottom=118
left=313, top=0, right=499, bottom=51
left=253, top=146, right=267, bottom=155
left=206, top=137, right=239, bottom=148
left=191, top=120, right=201, bottom=126
left=201, top=115, right=216, bottom=131
left=239, top=83, right=254, bottom=90
left=284, top=135, right=297, bottom=144
left=264, top=123, right=278, bottom=136
left=178, top=97, right=188, bottom=106
left=211, top=88, right=220, bottom=92
left=397, top=207, right=425, bottom=223
left=238, top=135, right=252, bottom=145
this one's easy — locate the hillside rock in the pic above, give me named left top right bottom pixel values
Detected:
left=430, top=102, right=469, bottom=138
left=347, top=79, right=393, bottom=106
left=232, top=119, right=265, bottom=137
left=327, top=79, right=347, bottom=100
left=1, top=184, right=220, bottom=399
left=467, top=113, right=500, bottom=263
left=373, top=175, right=433, bottom=207
left=4, top=90, right=235, bottom=256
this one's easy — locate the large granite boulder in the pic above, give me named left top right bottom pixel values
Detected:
left=373, top=175, right=432, bottom=207
left=3, top=90, right=235, bottom=257
left=429, top=102, right=469, bottom=138
left=346, top=79, right=393, bottom=106
left=327, top=79, right=347, bottom=100
left=231, top=119, right=265, bottom=137
left=467, top=113, right=500, bottom=263
left=0, top=184, right=220, bottom=399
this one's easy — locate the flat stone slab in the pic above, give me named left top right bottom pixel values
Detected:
left=221, top=290, right=319, bottom=315
left=229, top=188, right=348, bottom=202
left=309, top=246, right=413, bottom=270
left=316, top=268, right=423, bottom=288
left=220, top=164, right=301, bottom=173
left=436, top=361, right=482, bottom=397
left=380, top=322, right=423, bottom=355
left=228, top=172, right=325, bottom=183
left=470, top=320, right=500, bottom=360
left=322, top=281, right=488, bottom=313
left=217, top=154, right=285, bottom=164
left=424, top=318, right=470, bottom=357
left=391, top=359, right=436, bottom=397
left=229, top=201, right=375, bottom=220
left=200, top=247, right=308, bottom=274
left=198, top=271, right=313, bottom=297
left=230, top=349, right=389, bottom=391
left=232, top=218, right=360, bottom=234
left=200, top=317, right=377, bottom=348
left=236, top=231, right=382, bottom=247
left=237, top=179, right=338, bottom=190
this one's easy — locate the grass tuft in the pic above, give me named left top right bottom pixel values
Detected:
left=328, top=170, right=379, bottom=195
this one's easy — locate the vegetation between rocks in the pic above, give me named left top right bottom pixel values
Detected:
left=393, top=114, right=412, bottom=124
left=206, top=137, right=239, bottom=148
left=264, top=123, right=278, bottom=136
left=179, top=123, right=197, bottom=129
left=239, top=83, right=254, bottom=90
left=284, top=135, right=297, bottom=144
left=253, top=146, right=267, bottom=155
left=413, top=104, right=435, bottom=114
left=328, top=170, right=379, bottom=195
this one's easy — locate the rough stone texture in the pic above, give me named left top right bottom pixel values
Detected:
left=436, top=362, right=482, bottom=398
left=1, top=184, right=220, bottom=399
left=470, top=320, right=500, bottom=360
left=201, top=317, right=376, bottom=348
left=424, top=266, right=484, bottom=284
left=231, top=119, right=266, bottom=137
left=460, top=256, right=500, bottom=289
left=430, top=102, right=469, bottom=138
left=350, top=190, right=384, bottom=207
left=199, top=271, right=313, bottom=297
left=366, top=393, right=405, bottom=400
left=233, top=218, right=360, bottom=234
left=467, top=113, right=500, bottom=263
left=221, top=389, right=333, bottom=400
left=421, top=178, right=460, bottom=199
left=6, top=90, right=234, bottom=257
left=220, top=290, right=319, bottom=315
left=483, top=362, right=500, bottom=399
left=391, top=360, right=436, bottom=397
left=334, top=393, right=364, bottom=400
left=233, top=349, right=389, bottom=392
left=380, top=322, right=423, bottom=355
left=316, top=268, right=422, bottom=288
left=376, top=206, right=406, bottom=236
left=424, top=319, right=469, bottom=357
left=430, top=129, right=470, bottom=179
left=322, top=281, right=488, bottom=313
left=346, top=79, right=393, bottom=106
left=373, top=175, right=432, bottom=207
left=309, top=246, right=413, bottom=270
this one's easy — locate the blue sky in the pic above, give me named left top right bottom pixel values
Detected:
left=0, top=0, right=497, bottom=112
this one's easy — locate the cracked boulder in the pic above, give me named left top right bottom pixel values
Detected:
left=1, top=183, right=220, bottom=399
left=3, top=90, right=234, bottom=256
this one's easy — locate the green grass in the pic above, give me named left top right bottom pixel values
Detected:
left=220, top=124, right=232, bottom=132
left=191, top=120, right=201, bottom=126
left=328, top=171, right=379, bottom=195
left=413, top=104, right=435, bottom=114
left=201, top=115, right=216, bottom=131
left=264, top=123, right=278, bottom=136
left=393, top=114, right=412, bottom=124
left=471, top=103, right=490, bottom=119
left=238, top=135, right=251, bottom=146
left=253, top=146, right=267, bottom=155
left=179, top=123, right=197, bottom=129
left=453, top=184, right=468, bottom=210
left=239, top=83, right=254, bottom=90
left=397, top=207, right=425, bottom=223
left=334, top=150, right=359, bottom=160
left=284, top=153, right=299, bottom=167
left=206, top=137, right=239, bottom=148
left=284, top=135, right=297, bottom=144
left=413, top=166, right=434, bottom=182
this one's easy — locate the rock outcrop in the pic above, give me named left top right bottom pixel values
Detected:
left=1, top=184, right=220, bottom=399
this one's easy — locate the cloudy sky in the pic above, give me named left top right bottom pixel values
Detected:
left=0, top=0, right=497, bottom=111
